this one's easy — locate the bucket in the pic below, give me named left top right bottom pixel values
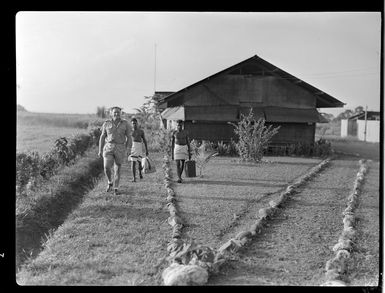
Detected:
left=184, top=160, right=196, bottom=177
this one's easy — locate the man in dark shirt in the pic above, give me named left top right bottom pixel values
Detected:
left=171, top=120, right=191, bottom=183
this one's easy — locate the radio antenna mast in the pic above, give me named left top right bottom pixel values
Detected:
left=154, top=43, right=157, bottom=94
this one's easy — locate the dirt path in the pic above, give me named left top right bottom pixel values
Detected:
left=207, top=157, right=373, bottom=286
left=16, top=155, right=171, bottom=285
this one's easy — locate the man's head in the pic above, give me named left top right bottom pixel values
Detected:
left=131, top=117, right=138, bottom=129
left=176, top=120, right=183, bottom=131
left=110, top=107, right=122, bottom=121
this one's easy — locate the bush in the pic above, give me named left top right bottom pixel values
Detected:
left=16, top=127, right=102, bottom=197
left=284, top=139, right=332, bottom=157
left=16, top=152, right=41, bottom=193
left=190, top=140, right=218, bottom=177
left=149, top=127, right=174, bottom=156
left=230, top=109, right=280, bottom=162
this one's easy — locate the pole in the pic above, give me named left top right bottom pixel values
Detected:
left=364, top=105, right=368, bottom=142
left=154, top=43, right=157, bottom=94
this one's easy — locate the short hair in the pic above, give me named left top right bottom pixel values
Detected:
left=177, top=120, right=183, bottom=125
left=131, top=118, right=138, bottom=123
left=110, top=106, right=122, bottom=112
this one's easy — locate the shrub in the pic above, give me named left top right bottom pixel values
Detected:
left=216, top=141, right=228, bottom=156
left=230, top=109, right=280, bottom=162
left=16, top=152, right=41, bottom=192
left=16, top=128, right=102, bottom=197
left=150, top=127, right=174, bottom=156
left=190, top=140, right=218, bottom=177
left=284, top=139, right=332, bottom=157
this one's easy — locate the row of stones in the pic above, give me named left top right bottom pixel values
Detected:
left=162, top=155, right=185, bottom=255
left=215, top=157, right=332, bottom=258
left=162, top=156, right=332, bottom=285
left=321, top=159, right=369, bottom=286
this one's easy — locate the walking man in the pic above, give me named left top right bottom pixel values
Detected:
left=98, top=106, right=131, bottom=195
left=128, top=118, right=149, bottom=182
left=171, top=120, right=191, bottom=183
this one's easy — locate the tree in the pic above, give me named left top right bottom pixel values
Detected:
left=354, top=106, right=364, bottom=114
left=96, top=106, right=107, bottom=118
left=17, top=104, right=27, bottom=112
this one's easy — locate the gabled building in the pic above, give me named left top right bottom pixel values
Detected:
left=341, top=111, right=380, bottom=142
left=158, top=55, right=345, bottom=145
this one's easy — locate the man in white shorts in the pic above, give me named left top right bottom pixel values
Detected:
left=98, top=107, right=131, bottom=195
left=171, top=120, right=191, bottom=183
left=128, top=118, right=149, bottom=182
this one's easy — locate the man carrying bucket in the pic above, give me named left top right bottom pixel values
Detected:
left=171, top=120, right=191, bottom=183
left=128, top=118, right=149, bottom=182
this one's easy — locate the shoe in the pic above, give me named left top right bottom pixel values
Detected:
left=139, top=174, right=143, bottom=179
left=106, top=183, right=113, bottom=192
left=177, top=179, right=182, bottom=183
left=113, top=188, right=119, bottom=195
left=132, top=178, right=136, bottom=182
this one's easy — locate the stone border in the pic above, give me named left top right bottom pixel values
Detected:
left=161, top=155, right=185, bottom=255
left=215, top=157, right=332, bottom=258
left=321, top=159, right=369, bottom=286
left=161, top=156, right=333, bottom=285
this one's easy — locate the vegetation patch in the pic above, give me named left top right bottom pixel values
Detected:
left=16, top=149, right=103, bottom=269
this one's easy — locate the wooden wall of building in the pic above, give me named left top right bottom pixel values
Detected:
left=184, top=121, right=315, bottom=144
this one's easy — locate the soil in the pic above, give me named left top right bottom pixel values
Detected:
left=206, top=156, right=380, bottom=286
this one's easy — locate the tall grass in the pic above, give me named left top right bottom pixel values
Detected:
left=17, top=111, right=105, bottom=129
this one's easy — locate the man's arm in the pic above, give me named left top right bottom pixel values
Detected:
left=98, top=124, right=107, bottom=158
left=125, top=121, right=132, bottom=153
left=186, top=133, right=191, bottom=160
left=141, top=130, right=149, bottom=156
left=171, top=132, right=175, bottom=160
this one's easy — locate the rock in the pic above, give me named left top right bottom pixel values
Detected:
left=166, top=195, right=176, bottom=204
left=343, top=216, right=355, bottom=229
left=278, top=192, right=289, bottom=203
left=168, top=205, right=178, bottom=215
left=321, top=280, right=346, bottom=286
left=167, top=188, right=175, bottom=197
left=341, top=227, right=356, bottom=239
left=324, top=268, right=339, bottom=280
left=325, top=258, right=344, bottom=273
left=162, top=263, right=209, bottom=286
left=217, top=240, right=233, bottom=253
left=235, top=230, right=252, bottom=240
left=249, top=220, right=263, bottom=235
left=269, top=200, right=279, bottom=208
left=336, top=249, right=350, bottom=260
left=172, top=229, right=182, bottom=239
left=258, top=208, right=274, bottom=219
left=168, top=216, right=183, bottom=226
left=332, top=239, right=353, bottom=252
left=286, top=186, right=295, bottom=194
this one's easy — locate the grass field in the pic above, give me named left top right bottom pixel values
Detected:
left=17, top=124, right=90, bottom=154
left=16, top=111, right=102, bottom=154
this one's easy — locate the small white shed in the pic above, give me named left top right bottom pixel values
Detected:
left=341, top=111, right=380, bottom=143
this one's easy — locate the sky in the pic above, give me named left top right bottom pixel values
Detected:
left=16, top=11, right=382, bottom=117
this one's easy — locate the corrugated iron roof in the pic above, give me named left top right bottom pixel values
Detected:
left=348, top=111, right=380, bottom=120
left=158, top=55, right=345, bottom=108
left=160, top=106, right=185, bottom=120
